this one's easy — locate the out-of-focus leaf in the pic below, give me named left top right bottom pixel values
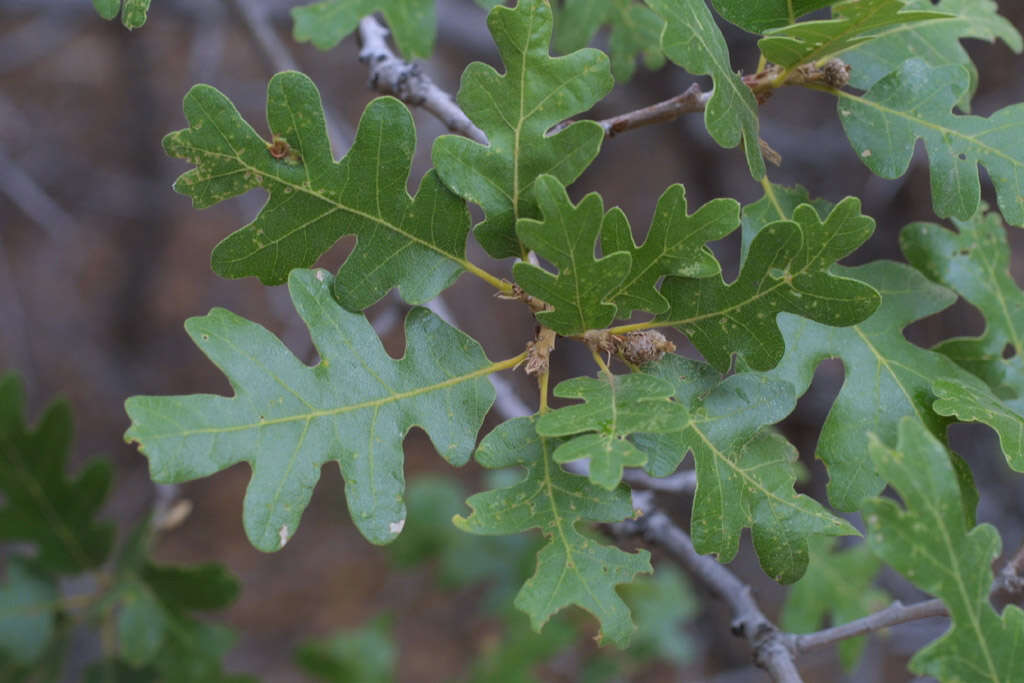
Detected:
left=292, top=0, right=435, bottom=58
left=92, top=0, right=151, bottom=28
left=125, top=269, right=496, bottom=551
left=455, top=417, right=652, bottom=647
left=709, top=0, right=833, bottom=33
left=657, top=197, right=879, bottom=372
left=0, top=374, right=114, bottom=573
left=602, top=184, right=739, bottom=317
left=536, top=374, right=688, bottom=489
left=141, top=563, right=240, bottom=612
left=465, top=609, right=577, bottom=683
left=838, top=59, right=1024, bottom=228
left=0, top=560, right=58, bottom=665
left=864, top=419, right=1024, bottom=681
left=840, top=0, right=1022, bottom=110
left=433, top=0, right=613, bottom=258
left=388, top=476, right=541, bottom=609
left=636, top=355, right=856, bottom=582
left=781, top=538, right=888, bottom=671
left=513, top=177, right=632, bottom=335
left=117, top=582, right=167, bottom=668
left=164, top=72, right=474, bottom=310
left=620, top=566, right=697, bottom=665
left=554, top=0, right=665, bottom=82
left=646, top=0, right=765, bottom=178
left=296, top=616, right=396, bottom=683
left=759, top=0, right=947, bottom=68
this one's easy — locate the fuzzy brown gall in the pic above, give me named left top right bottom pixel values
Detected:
left=583, top=330, right=676, bottom=366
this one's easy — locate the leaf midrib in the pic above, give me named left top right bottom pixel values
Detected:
left=185, top=95, right=471, bottom=272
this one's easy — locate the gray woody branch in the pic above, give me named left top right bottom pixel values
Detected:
left=357, top=16, right=487, bottom=145
left=622, top=492, right=803, bottom=683
left=623, top=492, right=1024, bottom=682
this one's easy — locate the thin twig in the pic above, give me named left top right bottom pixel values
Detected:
left=787, top=599, right=947, bottom=655
left=226, top=0, right=296, bottom=71
left=599, top=83, right=709, bottom=137
left=622, top=467, right=697, bottom=493
left=0, top=144, right=76, bottom=240
left=622, top=493, right=803, bottom=682
left=356, top=15, right=487, bottom=145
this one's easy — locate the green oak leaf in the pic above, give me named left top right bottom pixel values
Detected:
left=901, top=210, right=1024, bottom=408
left=656, top=197, right=879, bottom=372
left=296, top=616, right=397, bottom=683
left=0, top=374, right=114, bottom=573
left=864, top=418, right=1024, bottom=682
left=0, top=560, right=58, bottom=665
left=759, top=0, right=947, bottom=68
left=124, top=268, right=497, bottom=551
left=602, top=183, right=739, bottom=317
left=900, top=209, right=1024, bottom=471
left=432, top=0, right=613, bottom=258
left=780, top=538, right=888, bottom=671
left=933, top=378, right=1024, bottom=473
left=513, top=176, right=632, bottom=335
left=646, top=0, right=765, bottom=179
left=839, top=0, right=1022, bottom=111
left=744, top=194, right=984, bottom=512
left=163, top=71, right=473, bottom=311
left=292, top=0, right=435, bottom=58
left=740, top=183, right=834, bottom=263
left=762, top=261, right=985, bottom=511
left=535, top=373, right=690, bottom=489
left=92, top=0, right=151, bottom=29
left=709, top=0, right=833, bottom=33
left=635, top=355, right=856, bottom=582
left=553, top=0, right=665, bottom=82
left=454, top=416, right=652, bottom=647
left=837, top=59, right=1024, bottom=227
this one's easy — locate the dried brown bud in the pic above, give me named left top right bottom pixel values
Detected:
left=524, top=327, right=557, bottom=375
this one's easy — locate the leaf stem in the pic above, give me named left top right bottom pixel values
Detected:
left=461, top=259, right=514, bottom=295
left=606, top=320, right=662, bottom=335
left=590, top=346, right=613, bottom=378
left=538, top=369, right=550, bottom=414
left=760, top=176, right=787, bottom=221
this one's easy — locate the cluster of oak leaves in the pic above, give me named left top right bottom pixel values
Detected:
left=8, top=0, right=1024, bottom=679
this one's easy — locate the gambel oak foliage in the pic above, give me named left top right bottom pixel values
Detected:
left=39, top=0, right=1024, bottom=678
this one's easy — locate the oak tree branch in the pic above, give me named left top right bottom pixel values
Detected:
left=357, top=15, right=487, bottom=145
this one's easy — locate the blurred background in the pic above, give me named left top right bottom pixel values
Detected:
left=2, top=0, right=1024, bottom=680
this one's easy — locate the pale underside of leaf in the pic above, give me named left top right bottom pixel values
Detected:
left=864, top=420, right=1024, bottom=681
left=125, top=269, right=496, bottom=551
left=837, top=59, right=1024, bottom=228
